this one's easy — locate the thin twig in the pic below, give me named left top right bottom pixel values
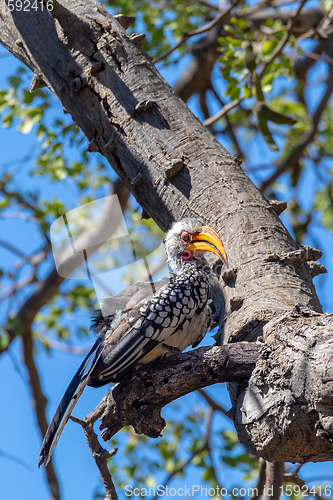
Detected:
left=298, top=48, right=333, bottom=67
left=316, top=4, right=333, bottom=38
left=198, top=388, right=231, bottom=418
left=0, top=448, right=32, bottom=471
left=0, top=238, right=27, bottom=258
left=259, top=52, right=333, bottom=191
left=210, top=84, right=244, bottom=157
left=152, top=406, right=213, bottom=500
left=203, top=97, right=244, bottom=127
left=284, top=472, right=306, bottom=487
left=0, top=272, right=37, bottom=303
left=154, top=1, right=238, bottom=63
left=70, top=416, right=119, bottom=500
left=0, top=212, right=42, bottom=223
left=37, top=336, right=91, bottom=355
left=293, top=463, right=304, bottom=475
left=258, top=0, right=309, bottom=79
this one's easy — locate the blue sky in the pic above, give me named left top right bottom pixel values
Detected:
left=0, top=8, right=333, bottom=500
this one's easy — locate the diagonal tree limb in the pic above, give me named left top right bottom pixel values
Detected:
left=153, top=1, right=238, bottom=64
left=1, top=179, right=130, bottom=354
left=259, top=43, right=333, bottom=192
left=198, top=388, right=231, bottom=419
left=203, top=97, right=244, bottom=127
left=93, top=343, right=260, bottom=441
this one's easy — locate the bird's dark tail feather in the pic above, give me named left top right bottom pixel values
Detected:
left=38, top=337, right=103, bottom=467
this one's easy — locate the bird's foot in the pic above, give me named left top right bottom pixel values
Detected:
left=161, top=343, right=182, bottom=354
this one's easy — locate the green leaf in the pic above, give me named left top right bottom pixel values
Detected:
left=257, top=107, right=278, bottom=151
left=262, top=74, right=274, bottom=86
left=243, top=86, right=252, bottom=98
left=254, top=76, right=264, bottom=102
left=227, top=83, right=240, bottom=100
left=262, top=40, right=277, bottom=55
left=242, top=42, right=256, bottom=72
left=2, top=114, right=13, bottom=128
left=23, top=90, right=34, bottom=104
left=7, top=317, right=23, bottom=336
left=260, top=104, right=296, bottom=125
left=0, top=330, right=10, bottom=350
left=8, top=76, right=22, bottom=89
left=291, top=161, right=302, bottom=187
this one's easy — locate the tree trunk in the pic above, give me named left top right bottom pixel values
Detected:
left=232, top=306, right=333, bottom=462
left=0, top=0, right=332, bottom=461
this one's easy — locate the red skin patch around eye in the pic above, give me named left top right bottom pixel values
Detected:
left=181, top=231, right=191, bottom=243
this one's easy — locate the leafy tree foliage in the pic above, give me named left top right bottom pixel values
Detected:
left=0, top=1, right=332, bottom=499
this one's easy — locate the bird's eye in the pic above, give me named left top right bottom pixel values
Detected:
left=181, top=231, right=190, bottom=242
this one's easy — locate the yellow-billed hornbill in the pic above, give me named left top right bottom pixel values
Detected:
left=38, top=218, right=227, bottom=467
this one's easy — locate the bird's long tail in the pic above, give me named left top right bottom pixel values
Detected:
left=38, top=337, right=103, bottom=467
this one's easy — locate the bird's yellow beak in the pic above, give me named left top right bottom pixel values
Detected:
left=186, top=226, right=227, bottom=265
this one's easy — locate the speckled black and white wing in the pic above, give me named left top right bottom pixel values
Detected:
left=89, top=261, right=211, bottom=386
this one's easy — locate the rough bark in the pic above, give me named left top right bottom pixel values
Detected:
left=85, top=342, right=260, bottom=441
left=0, top=0, right=331, bottom=462
left=233, top=307, right=333, bottom=462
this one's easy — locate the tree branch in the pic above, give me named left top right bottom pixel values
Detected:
left=250, top=458, right=267, bottom=500
left=22, top=328, right=61, bottom=500
left=0, top=238, right=27, bottom=258
left=93, top=343, right=259, bottom=442
left=203, top=97, right=244, bottom=127
left=258, top=0, right=308, bottom=80
left=153, top=1, right=237, bottom=64
left=70, top=416, right=119, bottom=500
left=1, top=179, right=129, bottom=353
left=75, top=344, right=257, bottom=500
left=198, top=388, right=231, bottom=419
left=240, top=6, right=323, bottom=36
left=259, top=36, right=333, bottom=192
left=263, top=462, right=285, bottom=500
left=2, top=180, right=129, bottom=498
left=1, top=0, right=330, bottom=476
